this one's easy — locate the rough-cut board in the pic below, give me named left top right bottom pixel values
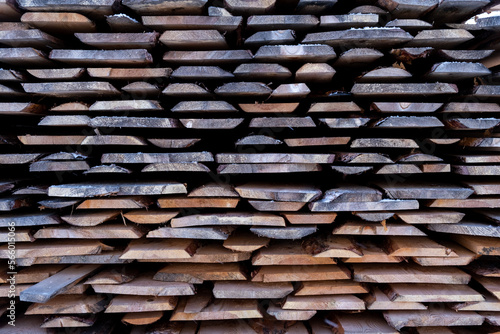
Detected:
left=171, top=213, right=286, bottom=227
left=352, top=263, right=471, bottom=284
left=252, top=265, right=350, bottom=282
left=20, top=264, right=100, bottom=303
left=383, top=309, right=484, bottom=330
left=252, top=240, right=335, bottom=265
left=120, top=239, right=199, bottom=260
left=282, top=294, right=365, bottom=311
left=105, top=295, right=178, bottom=313
left=154, top=263, right=246, bottom=283
left=91, top=273, right=195, bottom=296
left=365, top=287, right=427, bottom=310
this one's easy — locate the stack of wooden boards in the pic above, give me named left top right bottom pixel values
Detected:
left=1, top=0, right=500, bottom=332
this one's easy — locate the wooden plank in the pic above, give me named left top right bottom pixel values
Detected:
left=451, top=294, right=500, bottom=312
left=407, top=29, right=474, bottom=48
left=189, top=183, right=239, bottom=197
left=17, top=250, right=131, bottom=266
left=122, top=0, right=207, bottom=15
left=239, top=103, right=298, bottom=114
left=451, top=235, right=500, bottom=256
left=0, top=228, right=33, bottom=242
left=49, top=49, right=153, bottom=65
left=285, top=137, right=351, bottom=147
left=120, top=239, right=198, bottom=260
left=171, top=212, right=286, bottom=227
left=163, top=50, right=252, bottom=65
left=61, top=210, right=120, bottom=227
left=20, top=12, right=96, bottom=33
left=22, top=81, right=120, bottom=97
left=33, top=224, right=146, bottom=239
left=249, top=117, right=316, bottom=128
left=88, top=67, right=170, bottom=80
left=175, top=65, right=235, bottom=81
left=148, top=226, right=235, bottom=240
left=386, top=283, right=484, bottom=302
left=171, top=100, right=236, bottom=112
left=254, top=44, right=336, bottom=62
left=475, top=276, right=500, bottom=300
left=332, top=220, right=426, bottom=236
left=236, top=135, right=282, bottom=146
left=171, top=297, right=262, bottom=321
left=372, top=102, right=442, bottom=113
left=180, top=118, right=244, bottom=129
left=223, top=230, right=270, bottom=252
left=25, top=295, right=107, bottom=315
left=245, top=30, right=296, bottom=47
left=122, top=311, right=163, bottom=325
left=248, top=200, right=305, bottom=211
left=282, top=294, right=365, bottom=310
left=358, top=67, right=412, bottom=82
left=428, top=221, right=500, bottom=238
left=92, top=273, right=195, bottom=296
left=252, top=264, right=350, bottom=282
left=152, top=244, right=251, bottom=263
left=303, top=27, right=413, bottom=48
left=251, top=225, right=316, bottom=239
left=0, top=264, right=65, bottom=284
left=0, top=282, right=87, bottom=298
left=160, top=30, right=227, bottom=50
left=17, top=0, right=116, bottom=15
left=213, top=281, right=293, bottom=299
left=0, top=240, right=104, bottom=259
left=154, top=263, right=246, bottom=283
left=41, top=314, right=97, bottom=328
left=283, top=213, right=336, bottom=225
left=342, top=241, right=402, bottom=264
left=310, top=199, right=419, bottom=212
left=352, top=263, right=470, bottom=284
left=247, top=15, right=318, bottom=30
left=0, top=47, right=52, bottom=66
left=106, top=295, right=177, bottom=313
left=85, top=265, right=139, bottom=285
left=427, top=198, right=500, bottom=208
left=397, top=210, right=464, bottom=224
left=295, top=280, right=368, bottom=296
left=365, top=287, right=427, bottom=310
left=219, top=163, right=321, bottom=174
left=89, top=100, right=163, bottom=112
left=385, top=236, right=455, bottom=257
left=75, top=32, right=158, bottom=49
left=235, top=183, right=321, bottom=202
left=413, top=240, right=477, bottom=266
left=224, top=0, right=275, bottom=14
left=76, top=196, right=153, bottom=209
left=30, top=161, right=90, bottom=172
left=20, top=264, right=100, bottom=303
left=142, top=15, right=242, bottom=31
left=234, top=63, right=292, bottom=79
left=324, top=313, right=398, bottom=334
left=252, top=240, right=335, bottom=265
left=124, top=210, right=179, bottom=225
left=0, top=103, right=45, bottom=116
left=303, top=235, right=362, bottom=258
left=148, top=138, right=201, bottom=148
left=49, top=181, right=187, bottom=197
left=157, top=197, right=239, bottom=208
left=267, top=302, right=316, bottom=321
left=352, top=83, right=458, bottom=97
left=38, top=115, right=90, bottom=127
left=383, top=309, right=483, bottom=330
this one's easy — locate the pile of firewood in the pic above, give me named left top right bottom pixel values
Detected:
left=1, top=0, right=500, bottom=332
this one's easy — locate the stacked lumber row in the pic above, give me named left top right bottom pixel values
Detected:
left=1, top=0, right=500, bottom=333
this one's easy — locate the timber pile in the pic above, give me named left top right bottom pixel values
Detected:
left=1, top=0, right=500, bottom=333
